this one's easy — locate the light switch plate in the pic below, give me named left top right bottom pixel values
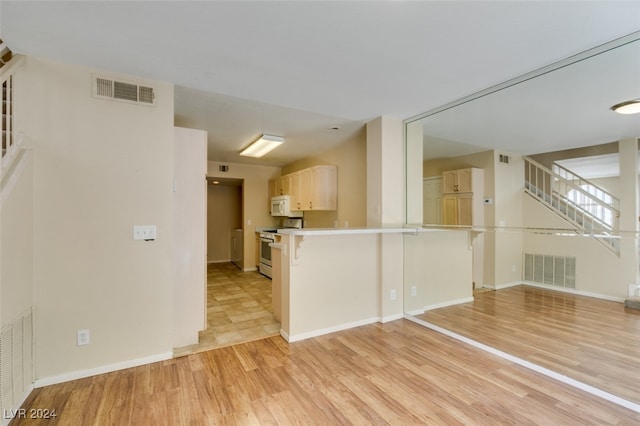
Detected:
left=133, top=225, right=157, bottom=241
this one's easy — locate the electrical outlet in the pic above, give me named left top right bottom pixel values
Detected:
left=512, top=264, right=516, bottom=273
left=390, top=289, right=397, bottom=301
left=77, top=329, right=90, bottom=346
left=411, top=286, right=417, bottom=297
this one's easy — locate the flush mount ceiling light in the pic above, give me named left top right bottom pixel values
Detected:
left=239, top=134, right=284, bottom=158
left=611, top=99, right=640, bottom=115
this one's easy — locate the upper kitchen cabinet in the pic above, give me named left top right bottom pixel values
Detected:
left=270, top=165, right=338, bottom=211
left=443, top=168, right=475, bottom=193
left=269, top=177, right=281, bottom=200
left=306, top=165, right=337, bottom=211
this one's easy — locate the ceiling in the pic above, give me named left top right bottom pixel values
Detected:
left=2, top=1, right=640, bottom=166
left=415, top=33, right=640, bottom=160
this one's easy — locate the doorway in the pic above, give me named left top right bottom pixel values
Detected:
left=174, top=178, right=280, bottom=356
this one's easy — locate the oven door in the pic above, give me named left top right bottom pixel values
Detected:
left=259, top=236, right=274, bottom=278
left=259, top=237, right=273, bottom=267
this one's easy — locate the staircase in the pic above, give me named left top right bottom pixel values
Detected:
left=523, top=157, right=620, bottom=256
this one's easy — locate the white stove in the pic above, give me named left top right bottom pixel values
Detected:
left=259, top=218, right=302, bottom=278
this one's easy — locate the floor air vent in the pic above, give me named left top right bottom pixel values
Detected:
left=524, top=253, right=575, bottom=289
left=93, top=75, right=155, bottom=105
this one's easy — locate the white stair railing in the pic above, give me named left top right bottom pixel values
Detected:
left=524, top=157, right=620, bottom=255
left=1, top=55, right=24, bottom=180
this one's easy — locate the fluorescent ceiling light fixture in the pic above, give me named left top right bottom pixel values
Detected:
left=240, top=134, right=284, bottom=157
left=611, top=99, right=640, bottom=114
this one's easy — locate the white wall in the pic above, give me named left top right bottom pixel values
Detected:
left=366, top=117, right=404, bottom=227
left=523, top=195, right=631, bottom=299
left=280, top=231, right=405, bottom=341
left=1, top=150, right=34, bottom=325
left=366, top=117, right=405, bottom=323
left=522, top=140, right=638, bottom=299
left=1, top=58, right=32, bottom=329
left=173, top=127, right=207, bottom=348
left=491, top=152, right=524, bottom=288
left=24, top=57, right=175, bottom=382
left=404, top=230, right=473, bottom=314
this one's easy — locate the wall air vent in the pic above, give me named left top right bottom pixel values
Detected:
left=92, top=75, right=156, bottom=106
left=219, top=164, right=229, bottom=172
left=499, top=154, right=510, bottom=164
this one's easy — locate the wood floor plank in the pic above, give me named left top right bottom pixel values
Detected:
left=11, top=319, right=640, bottom=425
left=418, top=285, right=640, bottom=405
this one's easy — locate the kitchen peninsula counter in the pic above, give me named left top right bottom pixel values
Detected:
left=271, top=226, right=474, bottom=343
left=276, top=227, right=415, bottom=236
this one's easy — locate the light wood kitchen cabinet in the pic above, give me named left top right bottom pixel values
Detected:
left=442, top=168, right=483, bottom=227
left=442, top=194, right=473, bottom=226
left=308, top=165, right=337, bottom=210
left=269, top=177, right=282, bottom=199
left=443, top=168, right=474, bottom=193
left=289, top=170, right=305, bottom=210
left=280, top=174, right=292, bottom=196
left=282, top=165, right=337, bottom=211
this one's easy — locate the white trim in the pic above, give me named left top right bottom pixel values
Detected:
left=243, top=266, right=258, bottom=272
left=280, top=329, right=290, bottom=341
left=207, top=259, right=231, bottom=264
left=484, top=281, right=522, bottom=290
left=0, top=54, right=25, bottom=79
left=285, top=317, right=379, bottom=342
left=423, top=296, right=474, bottom=311
left=1, top=149, right=31, bottom=208
left=34, top=352, right=173, bottom=388
left=380, top=313, right=404, bottom=323
left=405, top=308, right=426, bottom=316
left=405, top=315, right=640, bottom=414
left=523, top=281, right=625, bottom=303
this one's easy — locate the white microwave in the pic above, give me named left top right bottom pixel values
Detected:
left=271, top=195, right=303, bottom=217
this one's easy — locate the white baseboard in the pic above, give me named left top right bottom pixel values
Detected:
left=280, top=329, right=290, bottom=341
left=207, top=259, right=231, bottom=264
left=405, top=308, right=426, bottom=316
left=423, top=297, right=474, bottom=311
left=523, top=281, right=625, bottom=303
left=484, top=281, right=522, bottom=290
left=380, top=313, right=404, bottom=323
left=34, top=351, right=173, bottom=388
left=285, top=317, right=379, bottom=342
left=243, top=266, right=258, bottom=272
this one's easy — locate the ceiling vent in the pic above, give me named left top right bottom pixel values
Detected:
left=92, top=75, right=156, bottom=106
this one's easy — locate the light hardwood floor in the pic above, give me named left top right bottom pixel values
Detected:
left=418, top=285, right=640, bottom=406
left=174, top=262, right=280, bottom=357
left=12, top=319, right=640, bottom=425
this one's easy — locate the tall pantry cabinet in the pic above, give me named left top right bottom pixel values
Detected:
left=442, top=168, right=484, bottom=227
left=441, top=167, right=485, bottom=289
